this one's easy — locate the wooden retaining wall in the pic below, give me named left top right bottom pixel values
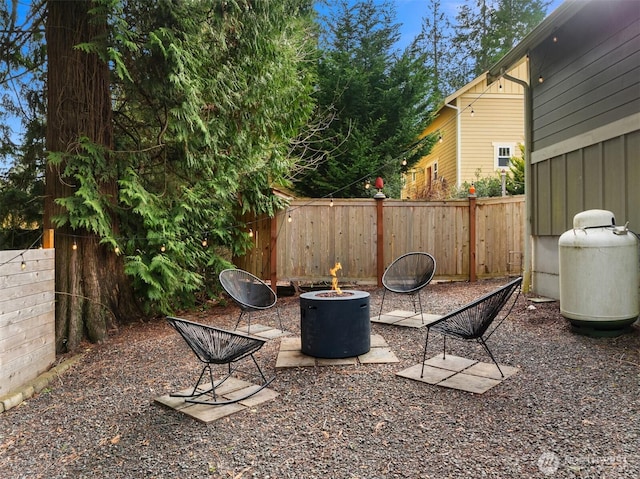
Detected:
left=236, top=195, right=525, bottom=286
left=0, top=249, right=56, bottom=397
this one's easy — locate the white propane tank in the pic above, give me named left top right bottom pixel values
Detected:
left=558, top=209, right=639, bottom=336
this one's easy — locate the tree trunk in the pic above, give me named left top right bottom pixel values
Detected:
left=45, top=1, right=141, bottom=353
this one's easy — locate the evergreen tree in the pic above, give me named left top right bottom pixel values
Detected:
left=294, top=0, right=435, bottom=198
left=451, top=0, right=548, bottom=83
left=0, top=0, right=47, bottom=249
left=415, top=0, right=456, bottom=111
left=1, top=0, right=317, bottom=351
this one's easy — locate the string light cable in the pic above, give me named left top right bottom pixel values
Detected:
left=0, top=232, right=44, bottom=270
left=11, top=72, right=509, bottom=253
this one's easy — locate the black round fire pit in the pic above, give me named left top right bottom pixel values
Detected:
left=299, top=290, right=371, bottom=358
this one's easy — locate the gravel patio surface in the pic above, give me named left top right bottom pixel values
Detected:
left=1, top=278, right=639, bottom=479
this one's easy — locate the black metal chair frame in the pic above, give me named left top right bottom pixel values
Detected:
left=166, top=316, right=274, bottom=405
left=378, top=252, right=437, bottom=324
left=421, top=276, right=522, bottom=378
left=219, top=268, right=283, bottom=334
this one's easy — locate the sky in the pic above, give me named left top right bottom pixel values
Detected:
left=370, top=0, right=565, bottom=50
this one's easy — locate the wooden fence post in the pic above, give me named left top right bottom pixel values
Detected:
left=468, top=187, right=477, bottom=282
left=43, top=228, right=55, bottom=249
left=375, top=195, right=385, bottom=287
left=270, top=214, right=278, bottom=289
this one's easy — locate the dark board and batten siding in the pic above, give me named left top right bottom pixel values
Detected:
left=529, top=0, right=640, bottom=236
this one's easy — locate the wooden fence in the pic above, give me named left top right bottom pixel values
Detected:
left=236, top=195, right=525, bottom=286
left=0, top=249, right=56, bottom=398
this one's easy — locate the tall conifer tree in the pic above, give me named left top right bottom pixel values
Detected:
left=294, top=0, right=435, bottom=198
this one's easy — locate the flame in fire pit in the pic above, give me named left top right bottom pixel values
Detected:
left=330, top=262, right=342, bottom=295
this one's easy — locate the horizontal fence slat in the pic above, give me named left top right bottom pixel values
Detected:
left=0, top=249, right=56, bottom=397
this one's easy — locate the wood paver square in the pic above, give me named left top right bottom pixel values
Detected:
left=358, top=347, right=399, bottom=364
left=237, top=323, right=271, bottom=334
left=414, top=313, right=443, bottom=325
left=237, top=323, right=291, bottom=339
left=397, top=356, right=519, bottom=394
left=424, top=355, right=477, bottom=372
left=317, top=356, right=358, bottom=366
left=372, top=311, right=442, bottom=328
left=394, top=316, right=428, bottom=328
left=155, top=377, right=278, bottom=423
left=369, top=334, right=388, bottom=348
left=279, top=336, right=302, bottom=351
left=276, top=335, right=398, bottom=368
left=225, top=384, right=278, bottom=407
left=238, top=387, right=279, bottom=407
left=183, top=402, right=246, bottom=423
left=275, top=349, right=316, bottom=368
left=437, top=372, right=502, bottom=394
left=464, top=362, right=519, bottom=380
left=255, top=328, right=288, bottom=339
left=396, top=364, right=456, bottom=384
left=154, top=394, right=192, bottom=410
left=371, top=314, right=403, bottom=324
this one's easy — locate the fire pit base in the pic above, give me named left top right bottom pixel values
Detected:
left=300, top=290, right=370, bottom=359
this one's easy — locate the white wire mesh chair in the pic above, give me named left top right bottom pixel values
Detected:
left=421, top=276, right=522, bottom=378
left=166, top=316, right=274, bottom=405
left=378, top=252, right=437, bottom=323
left=219, top=268, right=283, bottom=333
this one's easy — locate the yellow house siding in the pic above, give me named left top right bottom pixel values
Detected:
left=406, top=57, right=528, bottom=197
left=402, top=107, right=457, bottom=199
left=459, top=93, right=525, bottom=184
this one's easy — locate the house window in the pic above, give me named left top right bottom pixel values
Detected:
left=494, top=144, right=514, bottom=169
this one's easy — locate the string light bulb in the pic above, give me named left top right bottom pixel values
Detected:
left=538, top=75, right=544, bottom=84
left=160, top=244, right=166, bottom=252
left=330, top=196, right=334, bottom=207
left=72, top=240, right=78, bottom=250
left=402, top=158, right=407, bottom=166
left=114, top=246, right=120, bottom=254
left=365, top=179, right=371, bottom=190
left=438, top=135, right=443, bottom=144
left=287, top=211, right=292, bottom=223
left=201, top=237, right=208, bottom=247
left=21, top=254, right=26, bottom=270
left=470, top=108, right=475, bottom=117
left=248, top=228, right=254, bottom=238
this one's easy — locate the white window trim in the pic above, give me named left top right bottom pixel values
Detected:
left=492, top=142, right=516, bottom=170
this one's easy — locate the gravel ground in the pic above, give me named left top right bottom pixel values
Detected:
left=1, top=278, right=639, bottom=479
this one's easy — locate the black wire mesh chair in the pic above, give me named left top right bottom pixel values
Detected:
left=166, top=316, right=274, bottom=405
left=378, top=252, right=437, bottom=323
left=219, top=268, right=283, bottom=334
left=421, top=276, right=522, bottom=378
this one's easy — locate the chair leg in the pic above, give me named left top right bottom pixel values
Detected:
left=442, top=335, right=447, bottom=360
left=420, top=329, right=430, bottom=378
left=478, top=338, right=504, bottom=377
left=234, top=310, right=252, bottom=333
left=378, top=289, right=387, bottom=320
left=417, top=291, right=424, bottom=323
left=170, top=364, right=221, bottom=401
left=234, top=310, right=244, bottom=330
left=275, top=306, right=284, bottom=332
